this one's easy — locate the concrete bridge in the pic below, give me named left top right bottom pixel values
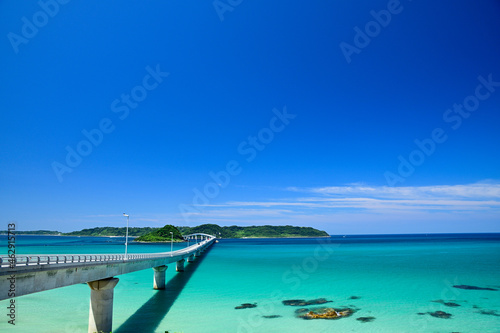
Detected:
left=183, top=232, right=214, bottom=242
left=0, top=233, right=216, bottom=333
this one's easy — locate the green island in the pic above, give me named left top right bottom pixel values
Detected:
left=62, top=227, right=157, bottom=237
left=0, top=224, right=330, bottom=240
left=0, top=227, right=156, bottom=237
left=0, top=230, right=62, bottom=235
left=134, top=225, right=184, bottom=242
left=134, top=224, right=330, bottom=242
left=177, top=224, right=329, bottom=239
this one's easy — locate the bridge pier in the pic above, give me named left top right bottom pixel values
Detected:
left=187, top=254, right=195, bottom=262
left=195, top=250, right=201, bottom=257
left=176, top=259, right=185, bottom=272
left=87, top=277, right=119, bottom=333
left=153, top=265, right=168, bottom=290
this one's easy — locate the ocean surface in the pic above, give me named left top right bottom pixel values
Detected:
left=0, top=234, right=499, bottom=332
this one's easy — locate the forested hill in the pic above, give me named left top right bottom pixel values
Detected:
left=3, top=224, right=330, bottom=239
left=0, top=230, right=61, bottom=235
left=134, top=225, right=184, bottom=242
left=62, top=227, right=157, bottom=237
left=177, top=224, right=329, bottom=238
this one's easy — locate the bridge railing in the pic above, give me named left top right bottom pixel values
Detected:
left=0, top=237, right=215, bottom=269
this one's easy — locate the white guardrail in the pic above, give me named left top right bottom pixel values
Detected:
left=0, top=237, right=215, bottom=269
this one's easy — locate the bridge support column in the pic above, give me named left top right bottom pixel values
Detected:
left=195, top=250, right=201, bottom=257
left=187, top=254, right=195, bottom=262
left=176, top=259, right=185, bottom=272
left=87, top=277, right=119, bottom=333
left=153, top=265, right=168, bottom=290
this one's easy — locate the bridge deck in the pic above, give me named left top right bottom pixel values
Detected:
left=0, top=235, right=215, bottom=301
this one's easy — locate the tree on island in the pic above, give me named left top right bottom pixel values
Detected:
left=134, top=225, right=184, bottom=242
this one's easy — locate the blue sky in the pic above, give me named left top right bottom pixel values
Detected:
left=1, top=0, right=499, bottom=234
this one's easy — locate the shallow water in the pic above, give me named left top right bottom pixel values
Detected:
left=0, top=234, right=499, bottom=332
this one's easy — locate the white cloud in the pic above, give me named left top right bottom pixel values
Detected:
left=295, top=182, right=500, bottom=200
left=179, top=182, right=500, bottom=233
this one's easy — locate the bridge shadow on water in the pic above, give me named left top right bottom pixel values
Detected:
left=115, top=245, right=213, bottom=333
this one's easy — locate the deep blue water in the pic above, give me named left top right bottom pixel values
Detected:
left=0, top=233, right=499, bottom=332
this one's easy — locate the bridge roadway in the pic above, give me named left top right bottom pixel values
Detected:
left=0, top=233, right=216, bottom=333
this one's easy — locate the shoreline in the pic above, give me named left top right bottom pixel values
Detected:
left=0, top=234, right=330, bottom=240
left=134, top=235, right=331, bottom=243
left=0, top=234, right=139, bottom=238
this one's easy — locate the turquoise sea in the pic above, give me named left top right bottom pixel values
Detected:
left=1, top=234, right=499, bottom=333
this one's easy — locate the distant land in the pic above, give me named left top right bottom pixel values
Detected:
left=0, top=224, right=330, bottom=239
left=0, top=230, right=62, bottom=235
left=177, top=224, right=330, bottom=239
left=137, top=224, right=329, bottom=242
left=63, top=227, right=157, bottom=237
left=0, top=227, right=154, bottom=237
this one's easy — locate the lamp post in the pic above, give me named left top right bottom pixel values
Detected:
left=123, top=213, right=129, bottom=260
left=170, top=232, right=173, bottom=257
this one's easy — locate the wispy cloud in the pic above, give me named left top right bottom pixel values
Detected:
left=179, top=181, right=500, bottom=233
left=218, top=198, right=500, bottom=211
left=288, top=181, right=500, bottom=200
left=81, top=182, right=498, bottom=233
left=192, top=181, right=500, bottom=212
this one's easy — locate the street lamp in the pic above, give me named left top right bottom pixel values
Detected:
left=170, top=232, right=173, bottom=257
left=123, top=213, right=129, bottom=260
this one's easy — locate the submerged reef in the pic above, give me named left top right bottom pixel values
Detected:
left=296, top=307, right=355, bottom=320
left=282, top=298, right=331, bottom=306
left=235, top=303, right=257, bottom=309
left=428, top=311, right=453, bottom=319
left=432, top=300, right=461, bottom=307
left=453, top=285, right=497, bottom=291
left=476, top=309, right=500, bottom=317
left=417, top=311, right=453, bottom=319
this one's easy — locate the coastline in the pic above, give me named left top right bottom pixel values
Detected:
left=1, top=224, right=331, bottom=240
left=239, top=235, right=331, bottom=239
left=134, top=235, right=332, bottom=243
left=0, top=234, right=139, bottom=239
